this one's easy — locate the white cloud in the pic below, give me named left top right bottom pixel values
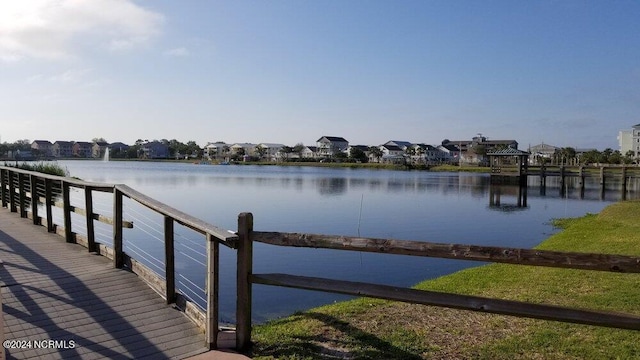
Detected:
left=164, top=47, right=190, bottom=57
left=50, top=68, right=92, bottom=83
left=0, top=0, right=164, bottom=62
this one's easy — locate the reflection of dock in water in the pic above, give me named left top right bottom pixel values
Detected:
left=489, top=184, right=527, bottom=211
left=491, top=165, right=640, bottom=201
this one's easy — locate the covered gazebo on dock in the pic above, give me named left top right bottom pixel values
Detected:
left=488, top=148, right=531, bottom=185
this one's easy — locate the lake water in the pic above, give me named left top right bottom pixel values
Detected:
left=55, top=160, right=639, bottom=323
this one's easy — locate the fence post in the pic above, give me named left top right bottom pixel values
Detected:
left=62, top=181, right=74, bottom=242
left=236, top=212, right=253, bottom=351
left=1, top=169, right=6, bottom=208
left=8, top=171, right=16, bottom=213
left=0, top=286, right=4, bottom=360
left=18, top=173, right=27, bottom=218
left=164, top=216, right=175, bottom=304
left=45, top=178, right=54, bottom=232
left=30, top=174, right=40, bottom=225
left=113, top=188, right=124, bottom=268
left=85, top=186, right=97, bottom=252
left=205, top=233, right=219, bottom=350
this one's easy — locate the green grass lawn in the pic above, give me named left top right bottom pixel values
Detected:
left=250, top=201, right=640, bottom=359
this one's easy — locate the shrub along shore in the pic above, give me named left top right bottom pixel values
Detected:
left=250, top=201, right=640, bottom=359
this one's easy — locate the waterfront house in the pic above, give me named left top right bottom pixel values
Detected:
left=316, top=136, right=349, bottom=158
left=141, top=141, right=169, bottom=159
left=300, top=146, right=318, bottom=159
left=528, top=143, right=559, bottom=164
left=408, top=144, right=443, bottom=165
left=31, top=140, right=53, bottom=157
left=108, top=142, right=130, bottom=158
left=383, top=140, right=413, bottom=152
left=437, top=144, right=461, bottom=164
left=52, top=141, right=74, bottom=158
left=618, top=123, right=640, bottom=157
left=379, top=144, right=406, bottom=164
left=73, top=142, right=93, bottom=158
left=445, top=136, right=518, bottom=165
left=203, top=142, right=228, bottom=160
left=230, top=143, right=257, bottom=157
left=256, top=143, right=286, bottom=161
left=92, top=141, right=110, bottom=158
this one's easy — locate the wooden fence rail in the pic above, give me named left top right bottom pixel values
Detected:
left=236, top=212, right=640, bottom=350
left=0, top=166, right=237, bottom=350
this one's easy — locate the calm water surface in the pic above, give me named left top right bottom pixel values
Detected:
left=57, top=160, right=640, bottom=322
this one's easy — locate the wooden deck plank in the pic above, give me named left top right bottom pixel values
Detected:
left=0, top=208, right=209, bottom=359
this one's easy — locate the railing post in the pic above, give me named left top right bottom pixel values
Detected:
left=85, top=186, right=97, bottom=252
left=8, top=171, right=16, bottom=213
left=0, top=168, right=6, bottom=208
left=62, top=181, right=74, bottom=242
left=30, top=174, right=40, bottom=225
left=45, top=178, right=54, bottom=232
left=18, top=173, right=27, bottom=218
left=205, top=233, right=219, bottom=350
left=236, top=212, right=253, bottom=351
left=164, top=216, right=176, bottom=304
left=1, top=286, right=4, bottom=360
left=113, top=187, right=124, bottom=268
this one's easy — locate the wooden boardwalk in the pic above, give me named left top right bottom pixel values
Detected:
left=0, top=208, right=210, bottom=359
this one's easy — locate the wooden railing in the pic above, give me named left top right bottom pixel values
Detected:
left=0, top=166, right=237, bottom=350
left=235, top=212, right=640, bottom=350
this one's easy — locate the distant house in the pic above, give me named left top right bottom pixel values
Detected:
left=528, top=143, right=559, bottom=164
left=256, top=143, right=285, bottom=161
left=618, top=123, right=640, bottom=157
left=383, top=140, right=413, bottom=152
left=204, top=142, right=228, bottom=160
left=409, top=144, right=442, bottom=165
left=437, top=144, right=461, bottom=164
left=108, top=142, right=130, bottom=157
left=445, top=136, right=517, bottom=165
left=92, top=141, right=110, bottom=158
left=141, top=141, right=169, bottom=159
left=316, top=136, right=349, bottom=158
left=31, top=140, right=53, bottom=157
left=346, top=145, right=370, bottom=162
left=300, top=146, right=318, bottom=159
left=73, top=142, right=93, bottom=158
left=230, top=143, right=257, bottom=157
left=379, top=144, right=406, bottom=164
left=52, top=141, right=74, bottom=158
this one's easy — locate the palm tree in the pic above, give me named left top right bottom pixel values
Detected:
left=368, top=146, right=383, bottom=163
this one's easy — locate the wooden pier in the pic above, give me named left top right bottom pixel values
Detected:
left=0, top=208, right=209, bottom=359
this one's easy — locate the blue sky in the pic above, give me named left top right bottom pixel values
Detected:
left=1, top=1, right=639, bottom=150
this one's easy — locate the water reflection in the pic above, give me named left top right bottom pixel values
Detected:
left=488, top=184, right=528, bottom=211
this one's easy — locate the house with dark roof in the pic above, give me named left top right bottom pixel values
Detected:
left=141, top=141, right=169, bottom=159
left=316, top=136, right=349, bottom=158
left=437, top=144, right=461, bottom=164
left=379, top=144, right=406, bottom=164
left=92, top=141, right=110, bottom=158
left=409, top=144, right=443, bottom=165
left=31, top=140, right=53, bottom=157
left=444, top=136, right=518, bottom=165
left=383, top=140, right=413, bottom=151
left=52, top=141, right=74, bottom=158
left=73, top=142, right=93, bottom=158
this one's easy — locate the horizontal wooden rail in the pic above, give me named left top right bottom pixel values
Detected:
left=252, top=232, right=640, bottom=273
left=115, top=184, right=237, bottom=247
left=252, top=273, right=640, bottom=331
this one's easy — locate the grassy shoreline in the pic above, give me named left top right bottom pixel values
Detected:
left=250, top=201, right=640, bottom=359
